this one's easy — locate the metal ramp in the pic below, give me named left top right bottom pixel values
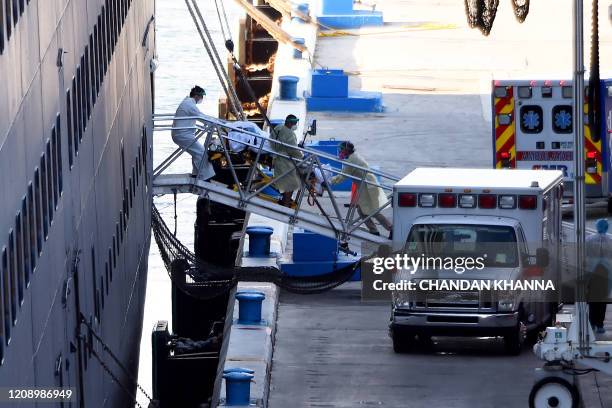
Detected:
left=152, top=113, right=398, bottom=245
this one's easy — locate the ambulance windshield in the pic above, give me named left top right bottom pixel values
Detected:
left=404, top=224, right=519, bottom=268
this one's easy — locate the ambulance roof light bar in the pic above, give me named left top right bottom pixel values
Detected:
left=397, top=193, right=538, bottom=210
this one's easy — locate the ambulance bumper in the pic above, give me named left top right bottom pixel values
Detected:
left=391, top=309, right=519, bottom=337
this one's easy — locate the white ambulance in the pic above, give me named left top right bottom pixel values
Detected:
left=491, top=79, right=610, bottom=208
left=389, top=168, right=563, bottom=355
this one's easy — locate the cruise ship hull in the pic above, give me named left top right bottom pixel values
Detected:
left=0, top=0, right=155, bottom=406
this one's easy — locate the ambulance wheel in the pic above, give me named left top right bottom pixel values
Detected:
left=504, top=321, right=526, bottom=355
left=392, top=329, right=416, bottom=353
left=528, top=377, right=579, bottom=408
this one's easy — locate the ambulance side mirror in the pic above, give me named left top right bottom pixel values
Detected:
left=536, top=248, right=549, bottom=268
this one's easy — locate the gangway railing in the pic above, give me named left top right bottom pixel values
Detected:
left=152, top=113, right=399, bottom=245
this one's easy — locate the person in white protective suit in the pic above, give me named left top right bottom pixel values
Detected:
left=171, top=86, right=215, bottom=181
left=328, top=141, right=392, bottom=238
left=586, top=218, right=612, bottom=334
left=227, top=121, right=270, bottom=154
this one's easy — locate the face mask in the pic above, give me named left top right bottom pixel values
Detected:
left=196, top=97, right=203, bottom=105
left=291, top=125, right=297, bottom=131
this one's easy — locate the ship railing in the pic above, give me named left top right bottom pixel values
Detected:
left=151, top=113, right=398, bottom=244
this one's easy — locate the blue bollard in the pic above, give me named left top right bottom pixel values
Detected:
left=293, top=38, right=305, bottom=59
left=297, top=3, right=310, bottom=14
left=223, top=371, right=254, bottom=405
left=236, top=291, right=266, bottom=324
left=245, top=226, right=273, bottom=257
left=224, top=367, right=255, bottom=375
left=278, top=76, right=299, bottom=100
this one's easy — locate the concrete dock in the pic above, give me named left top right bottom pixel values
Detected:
left=265, top=1, right=612, bottom=407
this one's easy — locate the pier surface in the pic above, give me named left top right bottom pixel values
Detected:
left=268, top=0, right=612, bottom=407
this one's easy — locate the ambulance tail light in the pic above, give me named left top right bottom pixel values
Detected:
left=498, top=195, right=516, bottom=209
left=438, top=193, right=457, bottom=208
left=522, top=266, right=544, bottom=278
left=478, top=194, right=497, bottom=209
left=586, top=151, right=597, bottom=174
left=459, top=194, right=476, bottom=208
left=419, top=194, right=436, bottom=207
left=518, top=195, right=537, bottom=209
left=500, top=151, right=513, bottom=168
left=398, top=193, right=417, bottom=207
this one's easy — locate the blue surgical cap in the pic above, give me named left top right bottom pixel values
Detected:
left=596, top=218, right=609, bottom=234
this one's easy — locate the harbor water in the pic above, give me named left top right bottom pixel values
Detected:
left=136, top=1, right=241, bottom=405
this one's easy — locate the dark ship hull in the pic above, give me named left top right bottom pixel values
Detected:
left=0, top=0, right=155, bottom=406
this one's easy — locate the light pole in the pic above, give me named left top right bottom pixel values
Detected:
left=572, top=0, right=589, bottom=352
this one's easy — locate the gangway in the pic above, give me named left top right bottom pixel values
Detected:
left=151, top=113, right=398, bottom=245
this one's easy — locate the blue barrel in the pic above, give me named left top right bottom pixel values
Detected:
left=236, top=291, right=266, bottom=323
left=279, top=76, right=299, bottom=100
left=246, top=226, right=273, bottom=257
left=293, top=38, right=305, bottom=59
left=223, top=371, right=253, bottom=405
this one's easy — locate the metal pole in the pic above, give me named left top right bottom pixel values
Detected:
left=572, top=0, right=589, bottom=351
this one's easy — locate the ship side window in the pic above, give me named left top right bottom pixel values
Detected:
left=131, top=166, right=135, bottom=203
left=21, top=197, right=30, bottom=285
left=93, top=27, right=100, bottom=95
left=89, top=34, right=96, bottom=106
left=54, top=114, right=63, bottom=197
left=116, top=223, right=121, bottom=252
left=100, top=8, right=107, bottom=75
left=109, top=0, right=115, bottom=47
left=27, top=183, right=36, bottom=268
left=142, top=127, right=148, bottom=185
left=34, top=169, right=43, bottom=252
left=10, top=0, right=16, bottom=23
left=75, top=66, right=83, bottom=142
left=0, top=0, right=4, bottom=54
left=79, top=56, right=86, bottom=132
left=7, top=230, right=17, bottom=320
left=91, top=247, right=99, bottom=322
left=104, top=4, right=111, bottom=64
left=136, top=152, right=140, bottom=186
left=114, top=0, right=120, bottom=43
left=112, top=236, right=116, bottom=269
left=104, top=262, right=109, bottom=295
left=45, top=140, right=54, bottom=222
left=71, top=78, right=79, bottom=155
left=83, top=47, right=91, bottom=120
left=119, top=214, right=123, bottom=242
left=99, top=275, right=104, bottom=309
left=40, top=155, right=49, bottom=239
left=5, top=0, right=11, bottom=40
left=15, top=213, right=24, bottom=304
left=107, top=248, right=113, bottom=281
left=66, top=90, right=74, bottom=167
left=2, top=246, right=11, bottom=343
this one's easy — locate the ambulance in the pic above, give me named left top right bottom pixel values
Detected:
left=389, top=168, right=563, bottom=355
left=491, top=79, right=612, bottom=212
